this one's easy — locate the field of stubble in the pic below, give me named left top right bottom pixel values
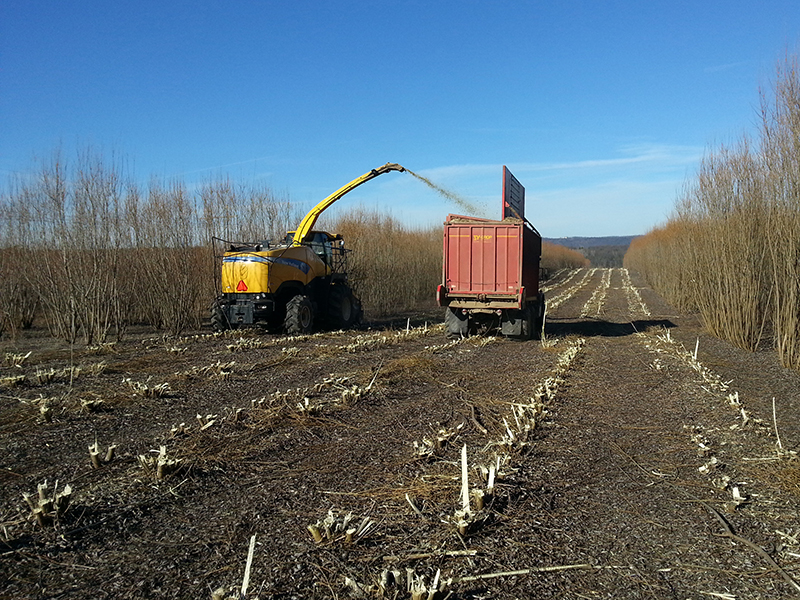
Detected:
left=2, top=269, right=799, bottom=599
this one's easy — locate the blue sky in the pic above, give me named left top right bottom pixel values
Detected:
left=1, top=1, right=798, bottom=237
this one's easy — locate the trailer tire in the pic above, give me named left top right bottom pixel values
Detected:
left=285, top=294, right=314, bottom=334
left=445, top=307, right=468, bottom=339
left=534, top=295, right=546, bottom=340
left=519, top=306, right=535, bottom=341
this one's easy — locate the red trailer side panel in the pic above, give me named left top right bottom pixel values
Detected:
left=442, top=215, right=539, bottom=306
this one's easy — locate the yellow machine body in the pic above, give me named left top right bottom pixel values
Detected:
left=221, top=244, right=327, bottom=296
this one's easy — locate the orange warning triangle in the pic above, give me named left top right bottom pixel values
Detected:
left=237, top=280, right=248, bottom=291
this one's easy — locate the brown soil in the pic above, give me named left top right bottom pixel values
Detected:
left=1, top=268, right=799, bottom=599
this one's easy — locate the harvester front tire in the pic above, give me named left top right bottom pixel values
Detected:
left=445, top=307, right=468, bottom=339
left=210, top=300, right=230, bottom=332
left=285, top=295, right=314, bottom=334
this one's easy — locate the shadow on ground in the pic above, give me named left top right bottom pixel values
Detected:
left=547, top=318, right=676, bottom=338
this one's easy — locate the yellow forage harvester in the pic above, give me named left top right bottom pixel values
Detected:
left=212, top=163, right=405, bottom=334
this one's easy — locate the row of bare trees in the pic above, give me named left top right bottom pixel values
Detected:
left=0, top=151, right=299, bottom=342
left=625, top=54, right=800, bottom=369
left=330, top=210, right=442, bottom=315
left=541, top=241, right=590, bottom=272
left=1, top=151, right=591, bottom=343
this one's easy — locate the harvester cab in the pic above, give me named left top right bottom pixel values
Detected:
left=211, top=163, right=405, bottom=334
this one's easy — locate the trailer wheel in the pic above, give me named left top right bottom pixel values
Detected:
left=328, top=284, right=356, bottom=329
left=520, top=306, right=535, bottom=340
left=445, top=307, right=468, bottom=339
left=534, top=295, right=546, bottom=340
left=210, top=299, right=231, bottom=331
left=285, top=294, right=314, bottom=334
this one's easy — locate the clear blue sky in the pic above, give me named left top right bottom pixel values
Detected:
left=2, top=1, right=798, bottom=237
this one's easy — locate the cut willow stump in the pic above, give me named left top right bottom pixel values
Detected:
left=89, top=441, right=117, bottom=469
left=137, top=446, right=181, bottom=479
left=24, top=480, right=72, bottom=527
left=307, top=509, right=375, bottom=544
left=453, top=444, right=473, bottom=536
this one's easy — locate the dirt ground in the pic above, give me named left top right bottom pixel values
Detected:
left=1, top=268, right=799, bottom=599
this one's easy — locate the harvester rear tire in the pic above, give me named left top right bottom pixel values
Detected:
left=445, top=307, right=468, bottom=339
left=328, top=284, right=356, bottom=330
left=352, top=296, right=363, bottom=326
left=285, top=294, right=314, bottom=334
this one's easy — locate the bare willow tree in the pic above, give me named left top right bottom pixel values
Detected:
left=625, top=52, right=800, bottom=368
left=761, top=53, right=800, bottom=368
left=0, top=152, right=199, bottom=341
left=331, top=209, right=441, bottom=315
left=675, top=140, right=771, bottom=351
left=0, top=180, right=38, bottom=337
left=133, top=180, right=205, bottom=335
left=13, top=152, right=130, bottom=343
left=200, top=179, right=300, bottom=302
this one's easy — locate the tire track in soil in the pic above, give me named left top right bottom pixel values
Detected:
left=545, top=268, right=600, bottom=317
left=506, top=268, right=797, bottom=599
left=629, top=265, right=800, bottom=452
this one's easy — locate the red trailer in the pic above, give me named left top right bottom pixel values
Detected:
left=436, top=168, right=545, bottom=339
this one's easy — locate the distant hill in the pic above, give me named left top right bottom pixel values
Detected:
left=544, top=236, right=638, bottom=249
left=544, top=236, right=640, bottom=268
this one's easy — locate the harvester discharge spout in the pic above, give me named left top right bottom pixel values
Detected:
left=292, top=162, right=405, bottom=246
